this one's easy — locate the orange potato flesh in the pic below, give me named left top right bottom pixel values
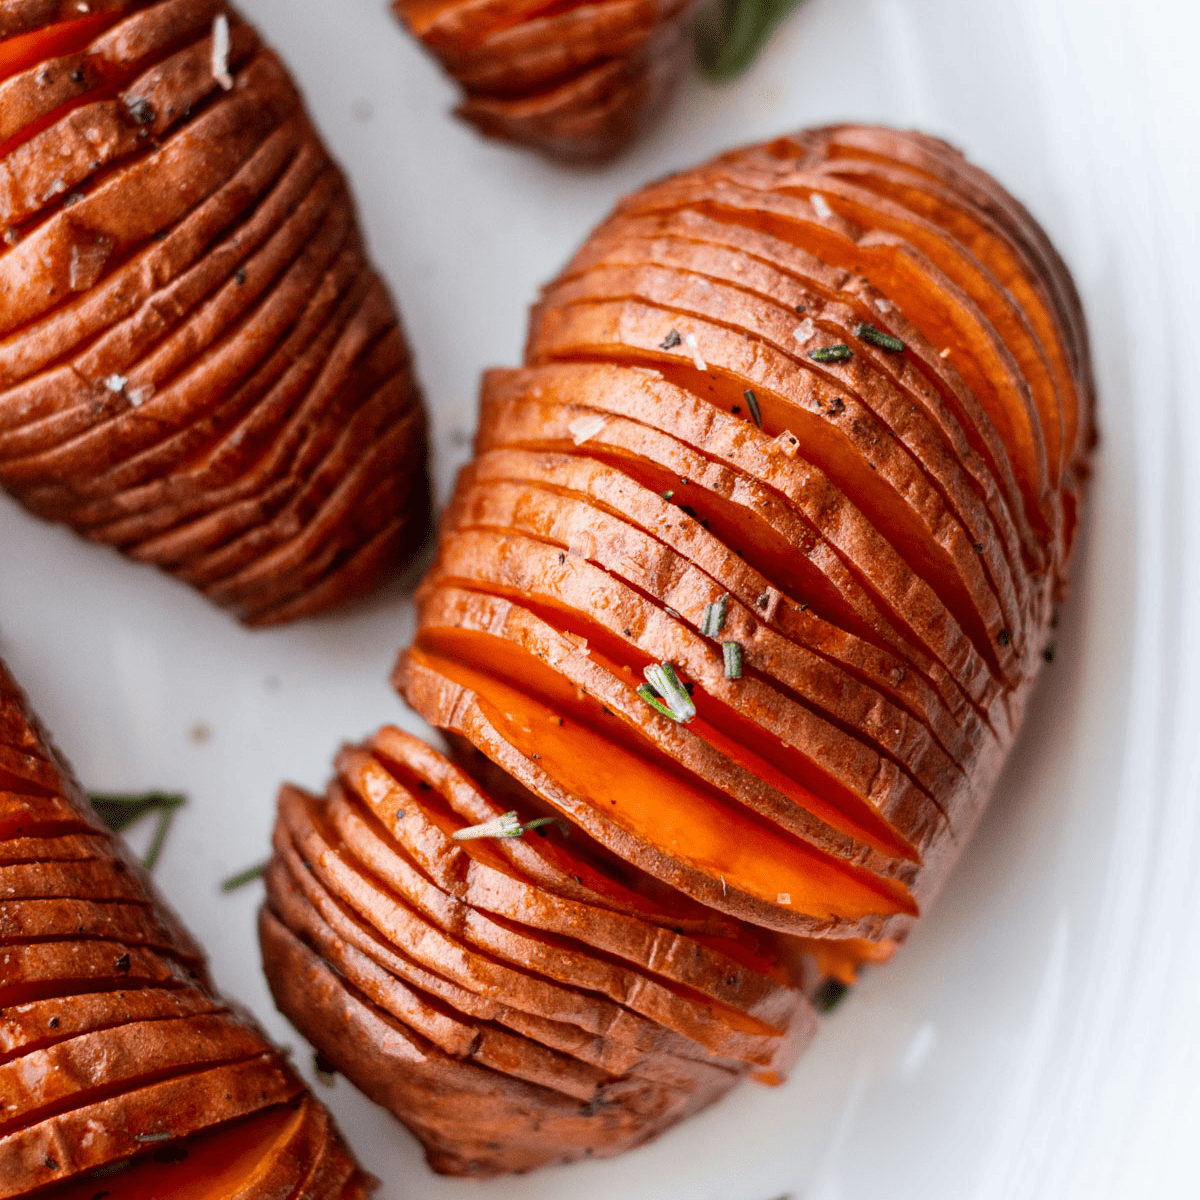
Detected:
left=0, top=14, right=119, bottom=85
left=612, top=175, right=1059, bottom=551
left=426, top=529, right=943, bottom=854
left=532, top=262, right=1028, bottom=673
left=30, top=1104, right=308, bottom=1200
left=407, top=641, right=913, bottom=926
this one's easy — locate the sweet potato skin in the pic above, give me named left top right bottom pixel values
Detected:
left=0, top=656, right=373, bottom=1198
left=0, top=1, right=430, bottom=626
left=392, top=0, right=693, bottom=163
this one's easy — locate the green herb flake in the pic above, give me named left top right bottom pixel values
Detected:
left=701, top=593, right=729, bottom=638
left=722, top=641, right=744, bottom=679
left=813, top=979, right=850, bottom=1013
left=221, top=861, right=267, bottom=893
left=744, top=388, right=763, bottom=429
left=89, top=791, right=187, bottom=872
left=640, top=662, right=697, bottom=723
left=453, top=812, right=569, bottom=841
left=856, top=322, right=905, bottom=352
left=809, top=344, right=852, bottom=363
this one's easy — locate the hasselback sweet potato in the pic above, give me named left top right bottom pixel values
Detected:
left=0, top=1, right=429, bottom=625
left=0, top=657, right=373, bottom=1198
left=261, top=124, right=1093, bottom=1176
left=392, top=0, right=693, bottom=162
left=395, top=122, right=1092, bottom=935
left=262, top=725, right=814, bottom=1176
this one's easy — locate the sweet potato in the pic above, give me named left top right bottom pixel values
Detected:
left=261, top=731, right=810, bottom=1176
left=0, top=1, right=429, bottom=625
left=392, top=0, right=692, bottom=162
left=0, top=657, right=371, bottom=1197
left=256, top=125, right=1091, bottom=1177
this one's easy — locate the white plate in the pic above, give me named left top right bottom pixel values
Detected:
left=2, top=0, right=1198, bottom=1196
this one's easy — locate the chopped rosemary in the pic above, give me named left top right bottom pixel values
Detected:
left=453, top=812, right=569, bottom=841
left=659, top=329, right=682, bottom=350
left=221, top=861, right=267, bottom=893
left=723, top=641, right=744, bottom=679
left=744, top=388, right=762, bottom=429
left=89, top=791, right=187, bottom=872
left=661, top=489, right=675, bottom=500
left=856, top=322, right=905, bottom=352
left=809, top=344, right=852, bottom=363
left=701, top=593, right=729, bottom=638
left=640, top=662, right=696, bottom=723
left=813, top=979, right=850, bottom=1013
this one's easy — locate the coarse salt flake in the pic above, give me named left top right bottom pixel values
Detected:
left=793, top=317, right=815, bottom=344
left=810, top=193, right=833, bottom=220
left=777, top=892, right=792, bottom=905
left=103, top=374, right=127, bottom=393
left=940, top=347, right=952, bottom=358
left=212, top=14, right=233, bottom=90
left=876, top=297, right=893, bottom=313
left=568, top=414, right=607, bottom=445
left=685, top=333, right=707, bottom=372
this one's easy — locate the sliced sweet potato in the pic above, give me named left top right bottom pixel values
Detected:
left=274, top=783, right=759, bottom=1062
left=0, top=0, right=430, bottom=625
left=439, top=481, right=975, bottom=837
left=0, top=654, right=374, bottom=1193
left=553, top=213, right=1041, bottom=623
left=266, top=804, right=743, bottom=1079
left=366, top=724, right=745, bottom=937
left=262, top=905, right=735, bottom=1178
left=476, top=382, right=1013, bottom=738
left=532, top=261, right=1028, bottom=674
left=460, top=441, right=997, bottom=774
left=427, top=528, right=948, bottom=853
left=400, top=646, right=916, bottom=938
left=610, top=170, right=1060, bottom=549
left=321, top=774, right=804, bottom=1044
left=394, top=0, right=692, bottom=162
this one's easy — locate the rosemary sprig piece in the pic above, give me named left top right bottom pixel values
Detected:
left=743, top=388, right=763, bottom=429
left=695, top=0, right=808, bottom=81
left=856, top=322, right=905, bottom=352
left=89, top=791, right=187, bottom=872
left=453, top=812, right=569, bottom=841
left=809, top=344, right=852, bottom=363
left=221, top=861, right=267, bottom=892
left=701, top=593, right=729, bottom=638
left=723, top=641, right=744, bottom=679
left=641, top=662, right=697, bottom=722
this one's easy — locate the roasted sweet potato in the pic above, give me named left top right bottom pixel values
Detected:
left=261, top=726, right=814, bottom=1176
left=0, top=657, right=372, bottom=1198
left=392, top=0, right=693, bottom=162
left=397, top=122, right=1091, bottom=926
left=256, top=125, right=1092, bottom=1177
left=0, top=1, right=429, bottom=625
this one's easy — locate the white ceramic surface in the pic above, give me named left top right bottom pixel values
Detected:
left=2, top=0, right=1198, bottom=1196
